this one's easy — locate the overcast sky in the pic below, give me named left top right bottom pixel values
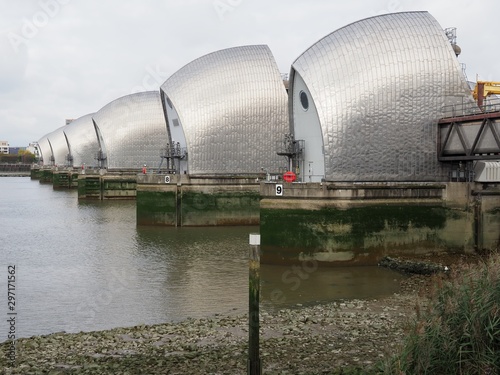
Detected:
left=1, top=0, right=498, bottom=147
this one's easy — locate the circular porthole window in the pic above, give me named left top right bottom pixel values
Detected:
left=299, top=90, right=309, bottom=111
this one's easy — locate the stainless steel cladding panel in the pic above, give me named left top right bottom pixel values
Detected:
left=37, top=136, right=52, bottom=166
left=92, top=91, right=168, bottom=170
left=291, top=11, right=475, bottom=182
left=63, top=114, right=99, bottom=168
left=46, top=126, right=70, bottom=166
left=161, top=45, right=289, bottom=175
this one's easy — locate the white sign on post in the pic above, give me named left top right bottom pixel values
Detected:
left=249, top=233, right=261, bottom=246
left=275, top=184, right=283, bottom=196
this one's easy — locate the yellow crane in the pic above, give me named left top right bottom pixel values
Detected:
left=472, top=81, right=500, bottom=107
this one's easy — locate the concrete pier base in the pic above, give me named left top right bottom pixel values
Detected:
left=260, top=182, right=500, bottom=265
left=473, top=185, right=500, bottom=251
left=136, top=174, right=260, bottom=226
left=53, top=169, right=79, bottom=189
left=30, top=166, right=41, bottom=180
left=39, top=168, right=53, bottom=184
left=78, top=170, right=137, bottom=199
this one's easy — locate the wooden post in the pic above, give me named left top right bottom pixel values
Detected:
left=248, top=233, right=261, bottom=375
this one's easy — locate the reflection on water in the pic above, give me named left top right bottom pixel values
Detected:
left=0, top=178, right=405, bottom=341
left=261, top=264, right=405, bottom=309
left=133, top=226, right=250, bottom=319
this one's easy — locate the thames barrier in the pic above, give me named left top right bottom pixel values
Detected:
left=30, top=11, right=500, bottom=264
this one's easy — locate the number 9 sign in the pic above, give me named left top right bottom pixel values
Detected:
left=275, top=184, right=283, bottom=196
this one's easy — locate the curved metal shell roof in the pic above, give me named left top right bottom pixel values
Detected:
left=46, top=126, right=70, bottom=166
left=92, top=91, right=168, bottom=170
left=62, top=113, right=99, bottom=168
left=37, top=135, right=53, bottom=166
left=290, top=11, right=474, bottom=182
left=161, top=45, right=289, bottom=175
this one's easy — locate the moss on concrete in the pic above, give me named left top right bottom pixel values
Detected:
left=261, top=204, right=473, bottom=264
left=103, top=180, right=136, bottom=190
left=136, top=190, right=177, bottom=226
left=39, top=169, right=53, bottom=184
left=70, top=173, right=79, bottom=188
left=262, top=205, right=444, bottom=247
left=77, top=178, right=86, bottom=197
left=78, top=177, right=102, bottom=199
left=181, top=190, right=259, bottom=226
left=30, top=169, right=41, bottom=179
left=53, top=172, right=70, bottom=189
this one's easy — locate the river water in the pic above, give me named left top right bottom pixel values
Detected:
left=0, top=177, right=405, bottom=341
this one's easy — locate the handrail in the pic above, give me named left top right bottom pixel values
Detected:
left=441, top=97, right=500, bottom=118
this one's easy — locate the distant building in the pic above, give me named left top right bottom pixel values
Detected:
left=0, top=141, right=9, bottom=154
left=9, top=147, right=25, bottom=155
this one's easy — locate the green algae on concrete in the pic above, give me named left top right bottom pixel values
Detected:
left=260, top=204, right=474, bottom=265
left=102, top=179, right=136, bottom=191
left=78, top=175, right=137, bottom=199
left=39, top=169, right=53, bottom=184
left=53, top=171, right=71, bottom=189
left=70, top=172, right=79, bottom=188
left=135, top=174, right=261, bottom=226
left=78, top=175, right=102, bottom=199
left=102, top=178, right=136, bottom=199
left=30, top=167, right=41, bottom=180
left=137, top=190, right=177, bottom=226
left=181, top=189, right=259, bottom=226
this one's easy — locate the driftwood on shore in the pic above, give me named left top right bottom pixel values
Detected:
left=378, top=256, right=448, bottom=275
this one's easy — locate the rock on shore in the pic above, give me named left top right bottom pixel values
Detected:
left=378, top=256, right=448, bottom=275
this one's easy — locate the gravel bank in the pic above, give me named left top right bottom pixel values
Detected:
left=1, top=273, right=434, bottom=375
left=8, top=250, right=482, bottom=375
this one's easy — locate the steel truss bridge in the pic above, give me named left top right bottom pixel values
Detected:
left=439, top=100, right=500, bottom=161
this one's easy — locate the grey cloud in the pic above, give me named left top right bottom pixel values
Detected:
left=1, top=0, right=499, bottom=147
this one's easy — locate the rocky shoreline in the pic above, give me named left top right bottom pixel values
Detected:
left=1, top=277, right=433, bottom=374
left=2, top=254, right=476, bottom=374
